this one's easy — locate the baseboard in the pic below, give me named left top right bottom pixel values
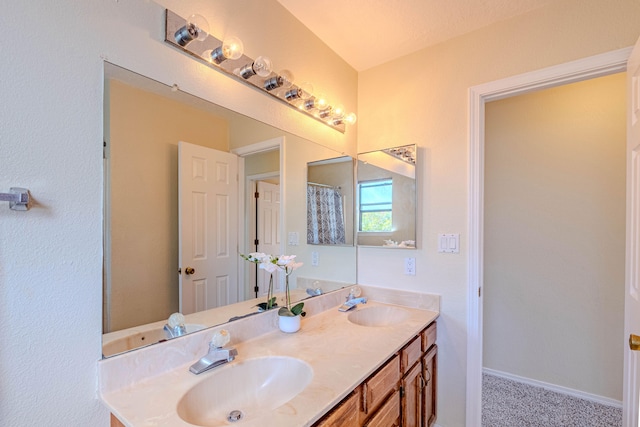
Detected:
left=483, top=367, right=622, bottom=409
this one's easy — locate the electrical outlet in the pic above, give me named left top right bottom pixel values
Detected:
left=404, top=257, right=416, bottom=275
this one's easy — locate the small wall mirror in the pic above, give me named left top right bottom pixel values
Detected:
left=306, top=156, right=355, bottom=246
left=356, top=144, right=417, bottom=248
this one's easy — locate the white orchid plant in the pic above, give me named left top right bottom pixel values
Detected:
left=241, top=253, right=305, bottom=316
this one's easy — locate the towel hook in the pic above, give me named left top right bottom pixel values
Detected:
left=0, top=188, right=30, bottom=211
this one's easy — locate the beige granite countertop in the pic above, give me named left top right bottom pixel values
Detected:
left=99, top=285, right=439, bottom=427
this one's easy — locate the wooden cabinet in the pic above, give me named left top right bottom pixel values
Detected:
left=363, top=389, right=400, bottom=427
left=314, top=389, right=361, bottom=427
left=401, top=321, right=438, bottom=427
left=110, top=414, right=125, bottom=427
left=361, top=354, right=400, bottom=418
left=313, top=321, right=437, bottom=427
left=422, top=345, right=438, bottom=427
left=401, top=360, right=423, bottom=427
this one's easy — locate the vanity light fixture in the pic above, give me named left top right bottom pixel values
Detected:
left=164, top=9, right=355, bottom=133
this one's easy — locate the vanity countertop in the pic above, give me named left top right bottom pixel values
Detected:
left=100, top=286, right=439, bottom=427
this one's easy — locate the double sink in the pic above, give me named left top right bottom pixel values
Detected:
left=100, top=288, right=439, bottom=427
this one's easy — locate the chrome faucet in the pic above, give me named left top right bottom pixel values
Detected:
left=189, top=330, right=238, bottom=375
left=163, top=312, right=187, bottom=339
left=338, top=287, right=367, bottom=312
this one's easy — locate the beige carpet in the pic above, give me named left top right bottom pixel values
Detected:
left=482, top=373, right=622, bottom=427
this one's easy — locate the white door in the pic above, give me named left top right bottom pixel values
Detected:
left=624, top=37, right=640, bottom=427
left=178, top=141, right=238, bottom=315
left=256, top=181, right=282, bottom=296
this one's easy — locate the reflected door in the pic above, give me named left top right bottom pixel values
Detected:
left=256, top=181, right=281, bottom=295
left=178, top=141, right=239, bottom=315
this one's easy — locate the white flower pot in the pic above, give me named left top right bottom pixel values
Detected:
left=278, top=314, right=301, bottom=333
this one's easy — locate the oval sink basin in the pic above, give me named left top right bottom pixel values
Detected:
left=177, top=356, right=313, bottom=426
left=102, top=324, right=206, bottom=357
left=348, top=306, right=409, bottom=327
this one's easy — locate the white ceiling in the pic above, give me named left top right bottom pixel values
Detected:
left=276, top=0, right=556, bottom=71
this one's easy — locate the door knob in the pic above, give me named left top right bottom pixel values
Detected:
left=630, top=334, right=640, bottom=351
left=184, top=267, right=195, bottom=275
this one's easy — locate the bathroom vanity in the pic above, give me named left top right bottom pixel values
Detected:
left=100, top=286, right=439, bottom=427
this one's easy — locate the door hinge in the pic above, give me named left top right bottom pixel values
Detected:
left=478, top=287, right=482, bottom=297
left=103, top=141, right=107, bottom=159
left=254, top=286, right=259, bottom=293
left=254, top=239, right=259, bottom=245
left=254, top=191, right=259, bottom=198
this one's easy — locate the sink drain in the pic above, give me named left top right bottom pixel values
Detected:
left=227, top=410, right=244, bottom=422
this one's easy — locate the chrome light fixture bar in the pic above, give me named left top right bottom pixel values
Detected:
left=164, top=9, right=354, bottom=133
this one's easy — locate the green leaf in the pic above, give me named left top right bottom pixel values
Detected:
left=278, top=307, right=294, bottom=316
left=290, top=302, right=305, bottom=316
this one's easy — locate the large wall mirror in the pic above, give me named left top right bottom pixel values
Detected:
left=102, top=62, right=356, bottom=357
left=356, top=145, right=417, bottom=248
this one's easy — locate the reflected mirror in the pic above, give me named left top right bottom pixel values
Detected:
left=356, top=145, right=417, bottom=248
left=103, top=63, right=356, bottom=357
left=307, top=156, right=355, bottom=246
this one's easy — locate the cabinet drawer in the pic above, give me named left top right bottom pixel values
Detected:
left=313, top=389, right=360, bottom=427
left=362, top=354, right=400, bottom=416
left=422, top=321, right=437, bottom=352
left=401, top=335, right=422, bottom=374
left=363, top=389, right=400, bottom=427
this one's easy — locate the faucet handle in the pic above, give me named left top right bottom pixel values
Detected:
left=211, top=329, right=231, bottom=348
left=346, top=286, right=362, bottom=301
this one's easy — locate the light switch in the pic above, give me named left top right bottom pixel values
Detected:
left=438, top=233, right=460, bottom=253
left=311, top=251, right=319, bottom=266
left=288, top=232, right=299, bottom=246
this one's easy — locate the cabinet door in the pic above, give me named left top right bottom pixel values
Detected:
left=314, top=389, right=360, bottom=427
left=362, top=354, right=400, bottom=417
left=401, top=361, right=422, bottom=427
left=363, top=389, right=400, bottom=427
left=422, top=345, right=438, bottom=427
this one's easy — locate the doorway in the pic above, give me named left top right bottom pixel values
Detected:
left=482, top=73, right=625, bottom=416
left=466, top=47, right=631, bottom=426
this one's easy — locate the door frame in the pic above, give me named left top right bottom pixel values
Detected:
left=466, top=47, right=631, bottom=426
left=232, top=136, right=286, bottom=302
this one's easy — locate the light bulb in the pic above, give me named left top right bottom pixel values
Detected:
left=332, top=104, right=345, bottom=118
left=344, top=112, right=357, bottom=125
left=175, top=14, right=209, bottom=46
left=315, top=93, right=329, bottom=110
left=303, top=93, right=328, bottom=110
left=253, top=56, right=273, bottom=77
left=239, top=55, right=272, bottom=79
left=210, top=36, right=244, bottom=64
left=298, top=82, right=314, bottom=100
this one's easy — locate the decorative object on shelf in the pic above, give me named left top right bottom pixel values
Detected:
left=241, top=252, right=304, bottom=332
left=164, top=9, right=355, bottom=133
left=241, top=253, right=278, bottom=311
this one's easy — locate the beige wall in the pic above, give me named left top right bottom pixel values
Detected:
left=358, top=0, right=640, bottom=424
left=484, top=73, right=626, bottom=400
left=107, top=79, right=229, bottom=331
